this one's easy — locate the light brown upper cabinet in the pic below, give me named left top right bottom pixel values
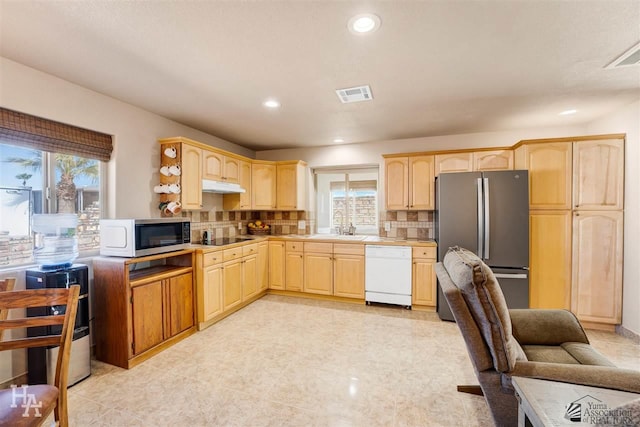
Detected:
left=384, top=155, right=434, bottom=210
left=203, top=150, right=241, bottom=183
left=223, top=159, right=252, bottom=210
left=181, top=143, right=203, bottom=210
left=276, top=161, right=306, bottom=210
left=252, top=162, right=277, bottom=210
left=473, top=149, right=514, bottom=171
left=434, top=152, right=473, bottom=176
left=409, top=156, right=435, bottom=210
left=573, top=139, right=624, bottom=210
left=571, top=211, right=623, bottom=325
left=385, top=157, right=409, bottom=210
left=515, top=142, right=572, bottom=210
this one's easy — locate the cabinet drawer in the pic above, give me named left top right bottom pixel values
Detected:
left=203, top=251, right=222, bottom=267
left=304, top=242, right=333, bottom=253
left=223, top=248, right=243, bottom=262
left=242, top=243, right=258, bottom=256
left=286, top=241, right=304, bottom=252
left=412, top=246, right=436, bottom=259
left=333, top=243, right=365, bottom=255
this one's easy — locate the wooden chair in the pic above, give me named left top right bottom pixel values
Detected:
left=0, top=284, right=80, bottom=427
left=0, top=278, right=17, bottom=340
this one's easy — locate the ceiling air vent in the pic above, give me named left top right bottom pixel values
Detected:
left=605, top=42, right=640, bottom=69
left=336, top=85, right=373, bottom=103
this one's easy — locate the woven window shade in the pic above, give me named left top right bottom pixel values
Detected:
left=0, top=108, right=113, bottom=161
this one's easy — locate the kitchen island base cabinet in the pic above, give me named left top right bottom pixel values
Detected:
left=93, top=250, right=196, bottom=369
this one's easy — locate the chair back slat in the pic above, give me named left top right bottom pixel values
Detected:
left=0, top=314, right=66, bottom=329
left=0, top=335, right=61, bottom=351
left=0, top=288, right=72, bottom=309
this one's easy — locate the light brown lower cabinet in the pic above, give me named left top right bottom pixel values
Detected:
left=285, top=245, right=304, bottom=292
left=257, top=241, right=269, bottom=291
left=412, top=246, right=437, bottom=307
left=571, top=211, right=623, bottom=325
left=222, top=258, right=242, bottom=311
left=268, top=241, right=285, bottom=290
left=303, top=243, right=333, bottom=295
left=529, top=210, right=572, bottom=309
left=94, top=250, right=196, bottom=369
left=333, top=244, right=365, bottom=299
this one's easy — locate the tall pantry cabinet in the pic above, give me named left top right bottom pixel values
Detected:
left=515, top=135, right=624, bottom=328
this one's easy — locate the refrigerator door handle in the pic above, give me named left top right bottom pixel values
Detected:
left=483, top=177, right=490, bottom=260
left=476, top=178, right=484, bottom=258
left=494, top=273, right=528, bottom=279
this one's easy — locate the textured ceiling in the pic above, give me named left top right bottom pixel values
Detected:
left=1, top=1, right=639, bottom=151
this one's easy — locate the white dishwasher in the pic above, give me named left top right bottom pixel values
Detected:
left=365, top=245, right=412, bottom=307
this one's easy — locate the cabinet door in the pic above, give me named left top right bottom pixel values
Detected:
left=257, top=242, right=269, bottom=291
left=242, top=255, right=257, bottom=300
left=385, top=157, right=409, bottom=210
left=434, top=152, right=473, bottom=176
left=333, top=255, right=364, bottom=298
left=573, top=139, right=624, bottom=210
left=165, top=273, right=194, bottom=338
left=276, top=163, right=304, bottom=210
left=524, top=142, right=572, bottom=210
left=131, top=281, right=164, bottom=355
left=529, top=210, right=572, bottom=309
left=285, top=251, right=304, bottom=291
left=409, top=155, right=435, bottom=210
left=268, top=241, right=285, bottom=290
left=252, top=163, right=277, bottom=209
left=223, top=259, right=243, bottom=311
left=181, top=144, right=203, bottom=210
left=303, top=252, right=333, bottom=295
left=202, top=150, right=224, bottom=181
left=203, top=265, right=223, bottom=321
left=571, top=211, right=623, bottom=324
left=473, top=150, right=514, bottom=171
left=224, top=156, right=241, bottom=183
left=222, top=160, right=252, bottom=210
left=412, top=259, right=436, bottom=306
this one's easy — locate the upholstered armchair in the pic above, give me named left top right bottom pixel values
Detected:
left=436, top=246, right=640, bottom=427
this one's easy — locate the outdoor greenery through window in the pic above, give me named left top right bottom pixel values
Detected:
left=315, top=167, right=379, bottom=235
left=0, top=142, right=101, bottom=267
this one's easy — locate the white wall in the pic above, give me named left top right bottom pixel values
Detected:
left=0, top=57, right=254, bottom=219
left=586, top=99, right=640, bottom=335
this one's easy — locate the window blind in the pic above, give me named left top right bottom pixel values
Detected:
left=0, top=107, right=113, bottom=162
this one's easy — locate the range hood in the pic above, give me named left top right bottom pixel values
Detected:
left=202, top=179, right=246, bottom=194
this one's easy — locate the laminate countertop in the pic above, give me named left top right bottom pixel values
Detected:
left=192, top=235, right=436, bottom=253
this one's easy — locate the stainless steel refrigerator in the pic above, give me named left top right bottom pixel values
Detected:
left=435, top=170, right=529, bottom=321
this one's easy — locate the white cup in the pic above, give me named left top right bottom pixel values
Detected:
left=169, top=183, right=181, bottom=194
left=153, top=184, right=164, bottom=193
left=160, top=165, right=171, bottom=176
left=164, top=146, right=177, bottom=158
left=167, top=201, right=182, bottom=215
left=169, top=164, right=181, bottom=176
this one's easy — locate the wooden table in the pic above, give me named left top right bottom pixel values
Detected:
left=512, top=377, right=640, bottom=427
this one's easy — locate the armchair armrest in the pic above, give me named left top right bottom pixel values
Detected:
left=509, top=309, right=589, bottom=346
left=509, top=361, right=640, bottom=394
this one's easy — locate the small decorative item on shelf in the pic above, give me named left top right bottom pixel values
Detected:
left=247, top=220, right=271, bottom=235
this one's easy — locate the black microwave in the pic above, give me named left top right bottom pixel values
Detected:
left=99, top=218, right=191, bottom=257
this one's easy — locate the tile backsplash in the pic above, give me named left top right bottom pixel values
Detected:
left=184, top=210, right=313, bottom=243
left=378, top=211, right=434, bottom=239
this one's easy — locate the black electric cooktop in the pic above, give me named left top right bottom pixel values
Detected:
left=202, top=237, right=254, bottom=246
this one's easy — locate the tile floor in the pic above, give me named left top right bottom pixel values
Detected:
left=65, top=295, right=640, bottom=426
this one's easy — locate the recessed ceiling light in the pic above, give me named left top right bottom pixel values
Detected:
left=263, top=99, right=280, bottom=109
left=559, top=109, right=578, bottom=115
left=348, top=13, right=381, bottom=34
left=333, top=138, right=344, bottom=144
